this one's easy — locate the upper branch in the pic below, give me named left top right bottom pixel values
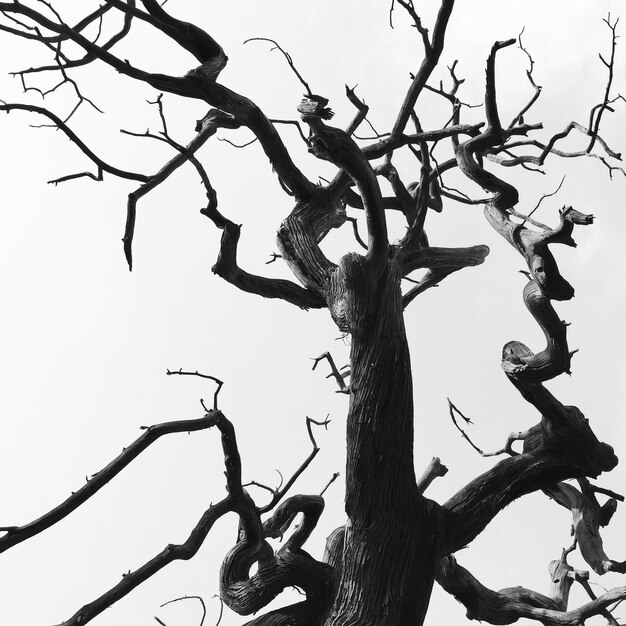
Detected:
left=456, top=39, right=521, bottom=211
left=105, top=0, right=227, bottom=72
left=390, top=0, right=455, bottom=139
left=17, top=3, right=134, bottom=75
left=0, top=103, right=148, bottom=183
left=587, top=15, right=620, bottom=154
left=0, top=2, right=315, bottom=199
left=220, top=494, right=334, bottom=618
left=302, top=113, right=388, bottom=273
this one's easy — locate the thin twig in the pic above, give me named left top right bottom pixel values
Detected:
left=258, top=416, right=331, bottom=514
left=244, top=37, right=313, bottom=96
left=320, top=472, right=340, bottom=497
left=218, top=136, right=258, bottom=149
left=159, top=595, right=207, bottom=626
left=270, top=118, right=308, bottom=143
left=508, top=28, right=542, bottom=129
left=524, top=175, right=566, bottom=223
left=166, top=369, right=224, bottom=410
left=447, top=399, right=528, bottom=457
left=345, top=217, right=368, bottom=250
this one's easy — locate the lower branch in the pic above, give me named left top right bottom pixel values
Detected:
left=0, top=413, right=225, bottom=554
left=220, top=494, right=335, bottom=619
left=55, top=410, right=244, bottom=625
left=57, top=499, right=233, bottom=626
left=437, top=554, right=626, bottom=626
left=441, top=397, right=617, bottom=554
left=546, top=481, right=626, bottom=575
left=436, top=554, right=561, bottom=624
left=242, top=601, right=319, bottom=625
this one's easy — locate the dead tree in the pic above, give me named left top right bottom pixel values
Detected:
left=0, top=2, right=625, bottom=625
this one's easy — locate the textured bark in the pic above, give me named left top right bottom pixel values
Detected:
left=243, top=602, right=318, bottom=626
left=441, top=410, right=617, bottom=554
left=546, top=481, right=626, bottom=575
left=323, top=253, right=440, bottom=626
left=436, top=552, right=626, bottom=625
left=220, top=494, right=335, bottom=621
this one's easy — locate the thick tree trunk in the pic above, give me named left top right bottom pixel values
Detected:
left=324, top=253, right=439, bottom=626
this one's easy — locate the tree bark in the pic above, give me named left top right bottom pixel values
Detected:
left=324, top=252, right=439, bottom=626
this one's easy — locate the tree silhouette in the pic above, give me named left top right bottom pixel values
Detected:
left=0, top=2, right=625, bottom=625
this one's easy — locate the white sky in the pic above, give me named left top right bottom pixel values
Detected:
left=0, top=2, right=625, bottom=625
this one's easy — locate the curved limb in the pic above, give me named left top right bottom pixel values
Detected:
left=441, top=398, right=626, bottom=578
left=220, top=494, right=335, bottom=618
left=103, top=0, right=226, bottom=74
left=242, top=601, right=318, bottom=626
left=442, top=402, right=626, bottom=576
left=455, top=39, right=519, bottom=211
left=436, top=552, right=626, bottom=626
left=276, top=192, right=341, bottom=297
left=546, top=480, right=626, bottom=575
left=486, top=206, right=594, bottom=301
left=440, top=397, right=617, bottom=555
left=489, top=210, right=593, bottom=383
left=455, top=39, right=594, bottom=384
left=302, top=113, right=388, bottom=274
left=121, top=105, right=327, bottom=308
left=213, top=222, right=326, bottom=310
left=375, top=158, right=417, bottom=224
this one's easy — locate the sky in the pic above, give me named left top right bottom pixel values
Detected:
left=0, top=1, right=625, bottom=625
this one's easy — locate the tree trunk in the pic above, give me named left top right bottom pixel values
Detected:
left=325, top=252, right=439, bottom=626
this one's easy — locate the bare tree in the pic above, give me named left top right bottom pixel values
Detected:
left=0, top=2, right=625, bottom=625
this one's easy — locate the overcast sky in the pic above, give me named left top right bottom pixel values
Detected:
left=0, top=2, right=625, bottom=625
